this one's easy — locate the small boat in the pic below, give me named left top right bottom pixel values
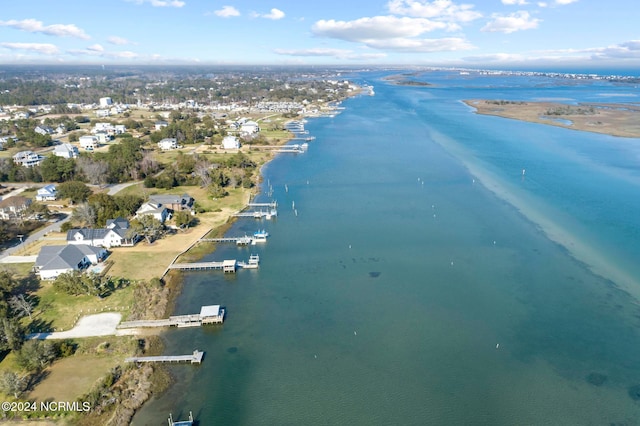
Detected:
left=253, top=230, right=269, bottom=242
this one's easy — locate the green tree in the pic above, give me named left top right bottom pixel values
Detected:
left=15, top=340, right=56, bottom=372
left=173, top=211, right=193, bottom=229
left=130, top=215, right=164, bottom=243
left=0, top=371, right=27, bottom=398
left=57, top=181, right=92, bottom=203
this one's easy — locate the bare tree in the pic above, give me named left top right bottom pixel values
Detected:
left=76, top=157, right=109, bottom=185
left=194, top=159, right=212, bottom=187
left=139, top=151, right=159, bottom=176
left=72, top=202, right=96, bottom=227
left=9, top=294, right=34, bottom=320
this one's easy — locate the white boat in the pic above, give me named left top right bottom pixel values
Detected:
left=253, top=230, right=269, bottom=242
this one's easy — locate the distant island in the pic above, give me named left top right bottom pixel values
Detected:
left=464, top=99, right=640, bottom=139
left=383, top=73, right=433, bottom=87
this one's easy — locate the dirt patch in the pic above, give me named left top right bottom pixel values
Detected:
left=28, top=355, right=121, bottom=402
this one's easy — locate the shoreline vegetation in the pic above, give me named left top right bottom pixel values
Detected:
left=0, top=84, right=363, bottom=425
left=464, top=99, right=640, bottom=138
left=382, top=74, right=433, bottom=87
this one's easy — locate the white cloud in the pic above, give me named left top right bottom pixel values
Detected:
left=501, top=0, right=528, bottom=4
left=126, top=0, right=185, bottom=7
left=273, top=47, right=387, bottom=60
left=0, top=42, right=59, bottom=55
left=387, top=0, right=482, bottom=22
left=108, top=36, right=136, bottom=45
left=215, top=6, right=240, bottom=18
left=481, top=11, right=540, bottom=33
left=0, top=19, right=90, bottom=39
left=87, top=44, right=105, bottom=52
left=257, top=8, right=285, bottom=20
left=312, top=16, right=447, bottom=42
left=555, top=0, right=578, bottom=4
left=365, top=37, right=474, bottom=52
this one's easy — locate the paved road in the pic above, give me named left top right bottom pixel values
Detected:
left=28, top=313, right=137, bottom=339
left=0, top=213, right=71, bottom=260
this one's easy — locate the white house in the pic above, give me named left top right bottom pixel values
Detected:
left=135, top=202, right=170, bottom=223
left=95, top=132, right=111, bottom=144
left=66, top=218, right=137, bottom=248
left=240, top=121, right=260, bottom=134
left=158, top=138, right=178, bottom=150
left=99, top=97, right=113, bottom=107
left=79, top=135, right=98, bottom=150
left=95, top=109, right=110, bottom=118
left=36, top=184, right=57, bottom=201
left=0, top=196, right=32, bottom=220
left=13, top=151, right=44, bottom=167
left=35, top=244, right=107, bottom=280
left=221, top=135, right=240, bottom=150
left=53, top=143, right=79, bottom=159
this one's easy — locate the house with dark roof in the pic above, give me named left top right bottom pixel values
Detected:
left=35, top=244, right=107, bottom=280
left=67, top=218, right=137, bottom=248
left=148, top=194, right=194, bottom=212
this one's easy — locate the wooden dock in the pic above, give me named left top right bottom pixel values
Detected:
left=118, top=306, right=225, bottom=329
left=125, top=350, right=204, bottom=364
left=233, top=209, right=277, bottom=219
left=248, top=201, right=277, bottom=208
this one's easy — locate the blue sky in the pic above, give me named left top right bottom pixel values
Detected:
left=1, top=0, right=639, bottom=70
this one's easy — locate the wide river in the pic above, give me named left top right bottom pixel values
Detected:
left=133, top=70, right=640, bottom=425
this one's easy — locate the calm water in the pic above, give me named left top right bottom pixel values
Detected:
left=133, top=70, right=640, bottom=425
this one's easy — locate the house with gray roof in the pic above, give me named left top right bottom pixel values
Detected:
left=148, top=194, right=194, bottom=212
left=135, top=202, right=170, bottom=223
left=35, top=244, right=106, bottom=280
left=67, top=218, right=137, bottom=248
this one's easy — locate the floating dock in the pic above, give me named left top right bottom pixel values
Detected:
left=233, top=209, right=277, bottom=219
left=125, top=350, right=204, bottom=364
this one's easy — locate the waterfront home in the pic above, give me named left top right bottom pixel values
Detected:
left=79, top=135, right=98, bottom=150
left=148, top=194, right=194, bottom=212
left=0, top=196, right=32, bottom=220
left=53, top=143, right=79, bottom=159
left=135, top=202, right=170, bottom=223
left=36, top=184, right=57, bottom=201
left=12, top=151, right=44, bottom=167
left=221, top=135, right=240, bottom=150
left=67, top=218, right=137, bottom=248
left=35, top=244, right=107, bottom=280
left=158, top=137, right=178, bottom=150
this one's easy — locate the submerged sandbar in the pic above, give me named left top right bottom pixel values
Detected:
left=464, top=99, right=640, bottom=138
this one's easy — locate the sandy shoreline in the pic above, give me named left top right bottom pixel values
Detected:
left=465, top=99, right=640, bottom=139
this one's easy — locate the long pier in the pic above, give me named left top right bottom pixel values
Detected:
left=168, top=256, right=259, bottom=273
left=248, top=201, right=277, bottom=208
left=233, top=209, right=277, bottom=219
left=125, top=350, right=204, bottom=364
left=118, top=306, right=225, bottom=329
